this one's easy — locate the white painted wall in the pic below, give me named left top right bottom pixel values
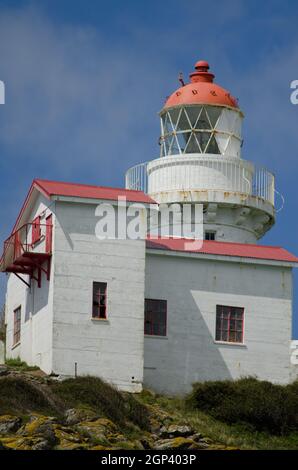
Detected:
left=5, top=194, right=55, bottom=373
left=52, top=201, right=146, bottom=392
left=144, top=251, right=293, bottom=395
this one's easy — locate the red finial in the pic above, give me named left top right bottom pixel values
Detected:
left=189, top=60, right=215, bottom=83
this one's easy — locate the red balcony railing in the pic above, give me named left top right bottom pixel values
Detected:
left=0, top=222, right=52, bottom=288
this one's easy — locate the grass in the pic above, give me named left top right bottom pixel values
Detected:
left=5, top=358, right=40, bottom=371
left=0, top=376, right=62, bottom=416
left=137, top=390, right=298, bottom=450
left=50, top=376, right=150, bottom=431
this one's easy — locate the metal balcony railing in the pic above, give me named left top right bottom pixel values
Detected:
left=0, top=222, right=53, bottom=288
left=125, top=157, right=275, bottom=206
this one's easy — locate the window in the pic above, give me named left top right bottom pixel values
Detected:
left=45, top=214, right=52, bottom=253
left=13, top=306, right=21, bottom=345
left=92, top=282, right=107, bottom=319
left=144, top=299, right=167, bottom=336
left=205, top=231, right=216, bottom=241
left=32, top=216, right=41, bottom=244
left=215, top=305, right=244, bottom=343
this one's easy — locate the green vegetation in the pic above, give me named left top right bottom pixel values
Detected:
left=0, top=376, right=62, bottom=416
left=0, top=370, right=298, bottom=449
left=51, top=376, right=150, bottom=431
left=5, top=358, right=40, bottom=371
left=186, top=377, right=298, bottom=436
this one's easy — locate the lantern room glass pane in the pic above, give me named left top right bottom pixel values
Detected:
left=196, top=108, right=211, bottom=129
left=168, top=108, right=181, bottom=129
left=206, top=135, right=220, bottom=154
left=206, top=106, right=222, bottom=127
left=196, top=131, right=211, bottom=152
left=176, top=108, right=191, bottom=131
left=185, top=133, right=200, bottom=153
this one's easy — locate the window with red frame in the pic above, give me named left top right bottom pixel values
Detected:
left=92, top=282, right=107, bottom=319
left=32, top=216, right=41, bottom=244
left=144, top=299, right=167, bottom=336
left=13, top=306, right=21, bottom=345
left=215, top=305, right=244, bottom=343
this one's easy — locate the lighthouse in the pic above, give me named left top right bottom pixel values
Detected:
left=126, top=60, right=275, bottom=244
left=1, top=58, right=297, bottom=394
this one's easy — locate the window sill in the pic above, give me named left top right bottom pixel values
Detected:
left=214, top=340, right=246, bottom=347
left=144, top=335, right=168, bottom=340
left=11, top=342, right=20, bottom=350
left=91, top=318, right=109, bottom=323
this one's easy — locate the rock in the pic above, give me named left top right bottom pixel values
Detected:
left=31, top=438, right=53, bottom=451
left=0, top=436, right=46, bottom=450
left=0, top=366, right=8, bottom=376
left=154, top=437, right=199, bottom=450
left=64, top=408, right=98, bottom=426
left=0, top=415, right=22, bottom=435
left=190, top=432, right=205, bottom=442
left=160, top=424, right=194, bottom=438
left=18, top=415, right=57, bottom=437
left=76, top=418, right=117, bottom=444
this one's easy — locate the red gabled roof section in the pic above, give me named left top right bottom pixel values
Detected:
left=10, top=178, right=156, bottom=236
left=146, top=237, right=298, bottom=263
left=34, top=179, right=155, bottom=204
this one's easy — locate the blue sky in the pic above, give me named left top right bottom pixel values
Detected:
left=0, top=0, right=298, bottom=335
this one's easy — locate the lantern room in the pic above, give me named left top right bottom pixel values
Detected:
left=159, top=61, right=243, bottom=159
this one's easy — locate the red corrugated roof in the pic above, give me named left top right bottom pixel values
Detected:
left=146, top=237, right=298, bottom=263
left=34, top=179, right=155, bottom=204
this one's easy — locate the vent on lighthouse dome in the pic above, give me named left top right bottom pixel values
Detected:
left=159, top=60, right=243, bottom=158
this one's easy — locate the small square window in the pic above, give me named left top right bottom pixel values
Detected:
left=205, top=231, right=216, bottom=241
left=144, top=299, right=167, bottom=336
left=92, top=282, right=107, bottom=319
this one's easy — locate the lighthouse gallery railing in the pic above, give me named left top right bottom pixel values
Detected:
left=125, top=158, right=275, bottom=206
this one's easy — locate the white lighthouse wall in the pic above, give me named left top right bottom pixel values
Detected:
left=144, top=252, right=293, bottom=395
left=5, top=194, right=55, bottom=373
left=52, top=201, right=146, bottom=392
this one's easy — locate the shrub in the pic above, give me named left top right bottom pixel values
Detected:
left=0, top=376, right=62, bottom=415
left=186, top=377, right=298, bottom=435
left=51, top=376, right=150, bottom=430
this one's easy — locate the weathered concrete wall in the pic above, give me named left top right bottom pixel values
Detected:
left=144, top=251, right=293, bottom=395
left=5, top=194, right=55, bottom=373
left=52, top=201, right=146, bottom=392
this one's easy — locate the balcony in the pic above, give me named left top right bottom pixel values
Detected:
left=0, top=222, right=52, bottom=288
left=125, top=156, right=275, bottom=207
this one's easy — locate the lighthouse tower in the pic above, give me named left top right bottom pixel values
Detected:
left=126, top=60, right=275, bottom=243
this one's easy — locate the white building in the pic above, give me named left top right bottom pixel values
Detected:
left=1, top=60, right=298, bottom=394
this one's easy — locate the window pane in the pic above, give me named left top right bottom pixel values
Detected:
left=185, top=133, right=200, bottom=153
left=177, top=108, right=192, bottom=131
left=206, top=106, right=222, bottom=128
left=196, top=132, right=211, bottom=152
left=196, top=108, right=211, bottom=129
left=144, top=299, right=167, bottom=336
left=93, top=282, right=107, bottom=319
left=216, top=305, right=244, bottom=344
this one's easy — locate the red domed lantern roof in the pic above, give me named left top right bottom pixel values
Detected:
left=164, top=60, right=238, bottom=109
